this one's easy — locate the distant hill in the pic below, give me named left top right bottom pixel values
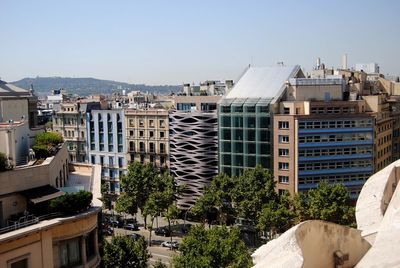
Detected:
left=12, top=77, right=181, bottom=96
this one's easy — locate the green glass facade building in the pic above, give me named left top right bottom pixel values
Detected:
left=218, top=97, right=273, bottom=176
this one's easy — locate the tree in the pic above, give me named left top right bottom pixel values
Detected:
left=50, top=191, right=92, bottom=215
left=173, top=225, right=253, bottom=268
left=115, top=192, right=137, bottom=216
left=119, top=162, right=160, bottom=228
left=0, top=152, right=10, bottom=171
left=103, top=236, right=150, bottom=268
left=257, top=193, right=295, bottom=238
left=301, top=181, right=356, bottom=226
left=35, top=131, right=63, bottom=147
left=230, top=166, right=278, bottom=221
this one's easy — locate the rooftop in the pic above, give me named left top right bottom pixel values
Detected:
left=0, top=80, right=31, bottom=97
left=224, top=65, right=301, bottom=99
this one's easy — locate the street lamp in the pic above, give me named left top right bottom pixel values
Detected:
left=183, top=205, right=194, bottom=233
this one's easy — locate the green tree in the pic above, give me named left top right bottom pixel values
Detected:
left=302, top=181, right=356, bottom=226
left=0, top=152, right=10, bottom=171
left=257, top=193, right=295, bottom=238
left=119, top=162, right=160, bottom=228
left=103, top=236, right=150, bottom=268
left=230, top=165, right=278, bottom=221
left=115, top=192, right=137, bottom=216
left=173, top=225, right=253, bottom=268
left=50, top=190, right=92, bottom=215
left=35, top=131, right=63, bottom=146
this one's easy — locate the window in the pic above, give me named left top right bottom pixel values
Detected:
left=279, top=176, right=289, bottom=184
left=129, top=130, right=134, bottom=137
left=279, top=149, right=289, bottom=157
left=149, top=120, right=154, bottom=127
left=59, top=237, right=81, bottom=267
left=91, top=156, right=95, bottom=164
left=109, top=156, right=114, bottom=167
left=149, top=143, right=155, bottom=153
left=139, top=131, right=144, bottom=137
left=149, top=131, right=154, bottom=138
left=160, top=131, right=165, bottom=138
left=160, top=143, right=165, bottom=154
left=129, top=119, right=135, bottom=127
left=85, top=230, right=96, bottom=260
left=278, top=189, right=288, bottom=196
left=279, top=121, right=289, bottom=129
left=139, top=119, right=144, bottom=127
left=9, top=257, right=28, bottom=268
left=279, top=135, right=289, bottom=143
left=160, top=119, right=165, bottom=128
left=279, top=162, right=289, bottom=170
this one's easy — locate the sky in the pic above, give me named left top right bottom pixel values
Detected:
left=1, top=0, right=399, bottom=85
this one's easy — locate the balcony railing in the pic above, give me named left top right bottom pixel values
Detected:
left=0, top=212, right=62, bottom=235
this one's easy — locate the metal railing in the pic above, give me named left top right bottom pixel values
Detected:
left=0, top=212, right=63, bottom=235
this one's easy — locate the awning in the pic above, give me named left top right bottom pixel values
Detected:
left=20, top=185, right=64, bottom=204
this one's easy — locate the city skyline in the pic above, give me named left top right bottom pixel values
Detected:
left=1, top=0, right=399, bottom=85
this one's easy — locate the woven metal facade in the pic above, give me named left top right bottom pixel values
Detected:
left=169, top=110, right=218, bottom=209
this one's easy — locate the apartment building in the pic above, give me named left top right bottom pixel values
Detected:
left=53, top=101, right=101, bottom=162
left=0, top=143, right=102, bottom=268
left=87, top=109, right=126, bottom=197
left=170, top=95, right=220, bottom=209
left=125, top=108, right=169, bottom=170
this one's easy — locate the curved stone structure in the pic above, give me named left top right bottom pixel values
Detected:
left=169, top=110, right=218, bottom=209
left=252, top=220, right=371, bottom=268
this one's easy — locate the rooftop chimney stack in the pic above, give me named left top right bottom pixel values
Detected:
left=342, top=53, right=348, bottom=70
left=316, top=57, right=321, bottom=69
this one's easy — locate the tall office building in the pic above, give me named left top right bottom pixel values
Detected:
left=218, top=66, right=303, bottom=176
left=87, top=109, right=126, bottom=198
left=273, top=77, right=374, bottom=198
left=170, top=96, right=220, bottom=209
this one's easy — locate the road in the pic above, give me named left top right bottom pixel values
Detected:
left=113, top=226, right=182, bottom=267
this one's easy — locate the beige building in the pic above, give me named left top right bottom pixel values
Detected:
left=125, top=109, right=169, bottom=169
left=0, top=143, right=102, bottom=268
left=53, top=101, right=101, bottom=162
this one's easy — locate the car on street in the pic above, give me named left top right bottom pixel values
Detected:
left=123, top=223, right=139, bottom=231
left=109, top=219, right=124, bottom=228
left=161, top=240, right=179, bottom=249
left=154, top=227, right=171, bottom=237
left=127, top=233, right=143, bottom=240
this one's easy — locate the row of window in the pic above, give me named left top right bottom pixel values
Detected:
left=54, top=117, right=85, bottom=126
left=128, top=118, right=166, bottom=128
left=91, top=155, right=125, bottom=168
left=131, top=154, right=167, bottom=166
left=219, top=116, right=271, bottom=129
left=298, top=173, right=370, bottom=184
left=298, top=133, right=373, bottom=143
left=129, top=141, right=166, bottom=154
left=64, top=130, right=85, bottom=139
left=219, top=104, right=270, bottom=114
left=310, top=106, right=357, bottom=114
left=299, top=146, right=373, bottom=157
left=91, top=113, right=122, bottom=122
left=128, top=130, right=166, bottom=139
left=298, top=160, right=372, bottom=170
left=377, top=133, right=392, bottom=146
left=298, top=119, right=373, bottom=129
left=278, top=135, right=289, bottom=143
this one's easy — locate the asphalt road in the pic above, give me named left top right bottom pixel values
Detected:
left=113, top=226, right=182, bottom=267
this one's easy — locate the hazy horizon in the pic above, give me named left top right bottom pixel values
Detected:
left=1, top=0, right=399, bottom=85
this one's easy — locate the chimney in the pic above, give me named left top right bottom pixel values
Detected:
left=342, top=53, right=348, bottom=70
left=316, top=57, right=321, bottom=69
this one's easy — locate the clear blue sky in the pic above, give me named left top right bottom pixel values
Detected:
left=1, top=0, right=399, bottom=85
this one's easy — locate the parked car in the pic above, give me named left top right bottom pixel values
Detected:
left=161, top=240, right=179, bottom=249
left=127, top=233, right=142, bottom=240
left=102, top=226, right=113, bottom=236
left=110, top=219, right=124, bottom=228
left=123, top=223, right=139, bottom=231
left=154, top=227, right=171, bottom=237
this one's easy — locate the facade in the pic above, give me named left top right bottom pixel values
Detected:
left=0, top=143, right=102, bottom=268
left=53, top=101, right=101, bottom=163
left=218, top=66, right=303, bottom=177
left=273, top=78, right=375, bottom=198
left=125, top=109, right=169, bottom=170
left=170, top=96, right=220, bottom=209
left=87, top=109, right=126, bottom=196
